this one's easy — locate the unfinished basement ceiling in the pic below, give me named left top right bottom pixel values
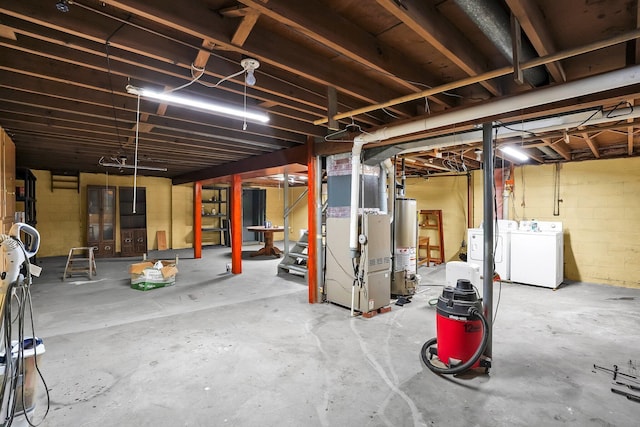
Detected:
left=0, top=0, right=638, bottom=183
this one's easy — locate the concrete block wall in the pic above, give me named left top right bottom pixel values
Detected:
left=34, top=170, right=177, bottom=257
left=473, top=157, right=640, bottom=289
left=171, top=183, right=194, bottom=249
left=262, top=186, right=308, bottom=242
left=404, top=174, right=470, bottom=262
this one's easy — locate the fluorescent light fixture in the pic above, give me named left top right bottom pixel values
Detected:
left=125, top=85, right=269, bottom=123
left=499, top=146, right=529, bottom=162
left=98, top=156, right=167, bottom=172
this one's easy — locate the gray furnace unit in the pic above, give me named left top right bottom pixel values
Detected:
left=325, top=214, right=391, bottom=312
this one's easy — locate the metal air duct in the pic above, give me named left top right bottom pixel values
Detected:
left=453, top=0, right=548, bottom=87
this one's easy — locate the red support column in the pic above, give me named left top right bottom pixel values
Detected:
left=194, top=182, right=202, bottom=259
left=307, top=139, right=318, bottom=303
left=231, top=174, right=243, bottom=274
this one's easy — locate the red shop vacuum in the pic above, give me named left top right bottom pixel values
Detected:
left=420, top=279, right=490, bottom=375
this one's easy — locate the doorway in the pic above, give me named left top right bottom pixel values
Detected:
left=242, top=188, right=266, bottom=242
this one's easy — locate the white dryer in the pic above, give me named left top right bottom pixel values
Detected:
left=510, top=221, right=564, bottom=289
left=466, top=219, right=517, bottom=281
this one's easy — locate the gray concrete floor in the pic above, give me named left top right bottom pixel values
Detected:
left=20, top=243, right=640, bottom=426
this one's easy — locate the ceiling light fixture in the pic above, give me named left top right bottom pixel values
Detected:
left=125, top=84, right=269, bottom=123
left=499, top=146, right=529, bottom=162
left=240, top=58, right=259, bottom=87
left=55, top=0, right=71, bottom=13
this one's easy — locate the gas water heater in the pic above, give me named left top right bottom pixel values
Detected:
left=391, top=197, right=418, bottom=296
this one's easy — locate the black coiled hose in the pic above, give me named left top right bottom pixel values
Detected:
left=420, top=307, right=489, bottom=375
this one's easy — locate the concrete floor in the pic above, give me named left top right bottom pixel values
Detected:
left=19, top=244, right=640, bottom=426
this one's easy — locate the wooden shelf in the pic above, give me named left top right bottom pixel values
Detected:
left=418, top=210, right=444, bottom=265
left=199, top=186, right=229, bottom=246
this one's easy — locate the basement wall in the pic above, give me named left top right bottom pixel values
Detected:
left=404, top=174, right=470, bottom=263
left=32, top=172, right=307, bottom=258
left=33, top=170, right=181, bottom=257
left=472, top=157, right=640, bottom=289
left=260, top=185, right=309, bottom=242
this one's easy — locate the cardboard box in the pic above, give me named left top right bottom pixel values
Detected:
left=129, top=260, right=178, bottom=291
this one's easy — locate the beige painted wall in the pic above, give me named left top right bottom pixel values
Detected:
left=472, top=157, right=640, bottom=288
left=404, top=175, right=470, bottom=262
left=262, top=186, right=308, bottom=241
left=33, top=170, right=182, bottom=257
left=33, top=173, right=306, bottom=257
left=172, top=183, right=194, bottom=249
left=30, top=156, right=638, bottom=288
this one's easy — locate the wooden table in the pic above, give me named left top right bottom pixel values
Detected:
left=247, top=226, right=285, bottom=257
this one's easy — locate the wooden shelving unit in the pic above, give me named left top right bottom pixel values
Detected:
left=119, top=187, right=147, bottom=257
left=418, top=209, right=444, bottom=265
left=15, top=168, right=36, bottom=227
left=201, top=186, right=229, bottom=246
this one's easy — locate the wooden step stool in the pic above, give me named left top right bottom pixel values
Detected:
left=63, top=247, right=97, bottom=281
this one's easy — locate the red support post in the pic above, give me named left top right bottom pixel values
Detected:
left=194, top=182, right=202, bottom=259
left=231, top=174, right=243, bottom=274
left=307, top=139, right=317, bottom=303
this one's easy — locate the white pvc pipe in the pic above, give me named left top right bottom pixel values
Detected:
left=379, top=162, right=388, bottom=215
left=349, top=140, right=366, bottom=256
left=502, top=189, right=509, bottom=220
left=382, top=159, right=395, bottom=224
left=357, top=65, right=640, bottom=144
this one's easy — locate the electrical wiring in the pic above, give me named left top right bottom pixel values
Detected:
left=576, top=106, right=603, bottom=127
left=0, top=237, right=49, bottom=427
left=323, top=121, right=375, bottom=142
left=606, top=101, right=633, bottom=118
left=191, top=64, right=247, bottom=90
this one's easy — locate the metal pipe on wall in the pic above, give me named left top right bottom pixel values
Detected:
left=354, top=65, right=640, bottom=145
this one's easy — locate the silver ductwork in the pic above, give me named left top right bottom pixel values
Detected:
left=453, top=0, right=548, bottom=87
left=537, top=145, right=563, bottom=160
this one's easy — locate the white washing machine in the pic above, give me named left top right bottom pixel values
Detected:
left=510, top=221, right=564, bottom=289
left=466, top=220, right=517, bottom=280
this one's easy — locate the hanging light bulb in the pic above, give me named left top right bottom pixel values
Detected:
left=245, top=68, right=256, bottom=86
left=240, top=58, right=260, bottom=87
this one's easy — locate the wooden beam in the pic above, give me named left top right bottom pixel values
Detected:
left=520, top=148, right=544, bottom=164
left=314, top=28, right=640, bottom=125
left=376, top=0, right=500, bottom=97
left=194, top=182, right=202, bottom=259
left=629, top=99, right=636, bottom=155
left=327, top=86, right=338, bottom=131
left=172, top=144, right=308, bottom=184
left=511, top=13, right=524, bottom=85
left=6, top=21, right=333, bottom=123
left=99, top=0, right=417, bottom=117
left=543, top=137, right=571, bottom=161
left=0, top=24, right=17, bottom=40
left=231, top=9, right=261, bottom=46
left=237, top=0, right=452, bottom=108
left=580, top=132, right=601, bottom=158
left=505, top=0, right=566, bottom=83
left=1, top=1, right=411, bottom=120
